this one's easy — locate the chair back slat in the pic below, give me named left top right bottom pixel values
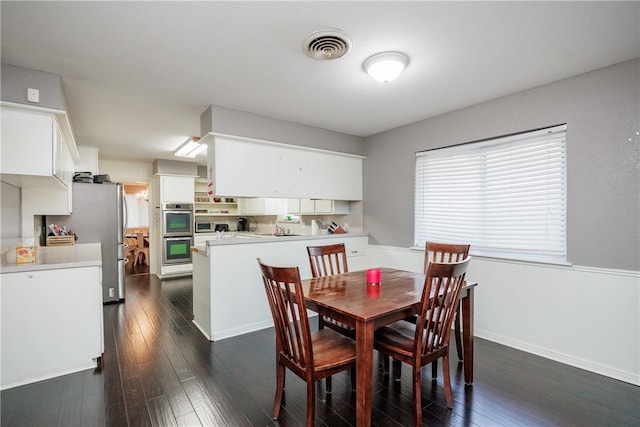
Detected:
left=258, top=259, right=313, bottom=370
left=424, top=241, right=470, bottom=273
left=415, top=258, right=470, bottom=355
left=307, top=244, right=348, bottom=278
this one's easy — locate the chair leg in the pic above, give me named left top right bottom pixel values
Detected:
left=393, top=359, right=402, bottom=381
left=273, top=363, right=285, bottom=419
left=442, top=354, right=453, bottom=409
left=306, top=380, right=316, bottom=427
left=318, top=315, right=325, bottom=330
left=454, top=304, right=463, bottom=361
left=326, top=375, right=332, bottom=394
left=382, top=354, right=390, bottom=374
left=431, top=360, right=438, bottom=378
left=350, top=367, right=356, bottom=391
left=412, top=365, right=423, bottom=427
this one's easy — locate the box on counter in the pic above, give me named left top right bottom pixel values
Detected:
left=16, top=245, right=36, bottom=264
left=46, top=236, right=75, bottom=246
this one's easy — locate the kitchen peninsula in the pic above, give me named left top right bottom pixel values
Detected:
left=0, top=243, right=104, bottom=390
left=191, top=233, right=368, bottom=341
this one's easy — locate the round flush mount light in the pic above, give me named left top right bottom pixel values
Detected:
left=363, top=51, right=409, bottom=83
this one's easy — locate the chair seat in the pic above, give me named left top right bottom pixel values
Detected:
left=376, top=321, right=420, bottom=358
left=310, top=329, right=356, bottom=371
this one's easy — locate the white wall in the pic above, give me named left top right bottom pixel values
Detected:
left=98, top=159, right=153, bottom=184
left=124, top=194, right=149, bottom=228
left=363, top=59, right=640, bottom=271
left=0, top=182, right=20, bottom=239
left=367, top=245, right=640, bottom=386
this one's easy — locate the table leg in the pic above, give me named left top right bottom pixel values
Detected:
left=355, top=320, right=374, bottom=427
left=462, top=287, right=474, bottom=385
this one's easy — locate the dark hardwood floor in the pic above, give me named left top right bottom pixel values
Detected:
left=2, top=272, right=639, bottom=426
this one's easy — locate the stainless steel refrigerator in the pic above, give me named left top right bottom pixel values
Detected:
left=48, top=182, right=127, bottom=303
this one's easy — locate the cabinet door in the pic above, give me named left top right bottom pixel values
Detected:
left=286, top=198, right=300, bottom=214
left=238, top=198, right=257, bottom=214
left=161, top=176, right=195, bottom=203
left=314, top=199, right=333, bottom=214
left=300, top=198, right=315, bottom=214
left=1, top=108, right=54, bottom=176
left=1, top=267, right=103, bottom=389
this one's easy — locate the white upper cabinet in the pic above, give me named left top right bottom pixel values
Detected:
left=237, top=197, right=287, bottom=215
left=204, top=134, right=363, bottom=200
left=0, top=105, right=77, bottom=189
left=299, top=198, right=349, bottom=215
left=160, top=175, right=195, bottom=204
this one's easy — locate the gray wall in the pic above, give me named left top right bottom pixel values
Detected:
left=1, top=182, right=21, bottom=239
left=363, top=59, right=639, bottom=271
left=1, top=63, right=67, bottom=110
left=201, top=105, right=365, bottom=156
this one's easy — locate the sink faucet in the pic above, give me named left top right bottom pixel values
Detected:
left=275, top=225, right=285, bottom=235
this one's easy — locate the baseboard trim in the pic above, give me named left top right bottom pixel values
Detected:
left=211, top=320, right=274, bottom=341
left=476, top=329, right=640, bottom=386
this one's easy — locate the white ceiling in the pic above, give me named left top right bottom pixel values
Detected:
left=2, top=1, right=638, bottom=165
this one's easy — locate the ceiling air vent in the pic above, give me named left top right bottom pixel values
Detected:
left=303, top=30, right=352, bottom=60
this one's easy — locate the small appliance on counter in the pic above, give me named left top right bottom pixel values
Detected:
left=236, top=217, right=248, bottom=232
left=214, top=223, right=229, bottom=232
left=195, top=221, right=215, bottom=233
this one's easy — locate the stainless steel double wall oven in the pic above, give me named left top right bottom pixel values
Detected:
left=161, top=203, right=194, bottom=265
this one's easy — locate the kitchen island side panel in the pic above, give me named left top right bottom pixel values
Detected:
left=192, top=249, right=212, bottom=339
left=192, top=235, right=369, bottom=341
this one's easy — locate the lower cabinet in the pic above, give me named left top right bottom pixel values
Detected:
left=1, top=266, right=104, bottom=389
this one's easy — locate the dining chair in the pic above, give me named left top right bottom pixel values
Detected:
left=374, top=258, right=471, bottom=425
left=257, top=258, right=356, bottom=426
left=306, top=243, right=355, bottom=393
left=306, top=243, right=353, bottom=336
left=385, top=242, right=471, bottom=378
left=423, top=242, right=470, bottom=364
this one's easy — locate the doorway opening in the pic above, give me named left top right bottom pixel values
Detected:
left=123, top=182, right=150, bottom=275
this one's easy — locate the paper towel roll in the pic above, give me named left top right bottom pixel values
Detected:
left=311, top=219, right=320, bottom=236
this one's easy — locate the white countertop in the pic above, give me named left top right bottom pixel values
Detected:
left=192, top=232, right=369, bottom=255
left=210, top=232, right=367, bottom=245
left=0, top=243, right=102, bottom=273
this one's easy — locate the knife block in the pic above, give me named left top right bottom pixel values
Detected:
left=331, top=226, right=347, bottom=234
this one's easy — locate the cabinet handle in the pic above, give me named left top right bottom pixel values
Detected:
left=28, top=274, right=34, bottom=279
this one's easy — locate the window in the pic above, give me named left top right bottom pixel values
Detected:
left=414, top=124, right=567, bottom=263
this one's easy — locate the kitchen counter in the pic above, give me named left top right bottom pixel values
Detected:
left=0, top=242, right=102, bottom=273
left=192, top=232, right=369, bottom=255
left=1, top=242, right=104, bottom=390
left=191, top=233, right=369, bottom=341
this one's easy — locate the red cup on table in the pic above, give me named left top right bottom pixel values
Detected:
left=367, top=268, right=381, bottom=285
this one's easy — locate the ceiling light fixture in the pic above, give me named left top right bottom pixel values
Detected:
left=175, top=137, right=206, bottom=158
left=363, top=51, right=409, bottom=83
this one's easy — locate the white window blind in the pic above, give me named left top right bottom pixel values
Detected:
left=415, top=124, right=567, bottom=263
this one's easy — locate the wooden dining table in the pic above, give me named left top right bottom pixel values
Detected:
left=299, top=267, right=477, bottom=427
